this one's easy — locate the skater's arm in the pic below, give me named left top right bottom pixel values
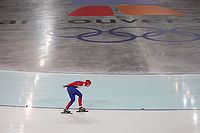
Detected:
left=63, top=85, right=68, bottom=88
left=63, top=81, right=85, bottom=87
left=68, top=81, right=85, bottom=86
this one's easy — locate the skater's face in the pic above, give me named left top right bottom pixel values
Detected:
left=86, top=83, right=91, bottom=87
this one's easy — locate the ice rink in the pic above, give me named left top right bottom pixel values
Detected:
left=0, top=0, right=200, bottom=132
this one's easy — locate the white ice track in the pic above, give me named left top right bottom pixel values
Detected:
left=0, top=70, right=200, bottom=133
left=0, top=106, right=199, bottom=133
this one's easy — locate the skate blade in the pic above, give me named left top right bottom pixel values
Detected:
left=76, top=110, right=89, bottom=112
left=61, top=112, right=72, bottom=114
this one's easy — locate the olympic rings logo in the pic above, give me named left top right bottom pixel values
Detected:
left=49, top=26, right=200, bottom=43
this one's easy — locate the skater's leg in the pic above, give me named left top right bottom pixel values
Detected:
left=65, top=93, right=75, bottom=109
left=78, top=98, right=82, bottom=106
left=74, top=89, right=83, bottom=106
left=73, top=90, right=87, bottom=112
left=65, top=102, right=72, bottom=109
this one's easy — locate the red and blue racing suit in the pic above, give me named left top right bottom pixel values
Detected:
left=63, top=81, right=86, bottom=109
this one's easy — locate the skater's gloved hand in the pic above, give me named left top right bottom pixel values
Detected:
left=63, top=85, right=67, bottom=88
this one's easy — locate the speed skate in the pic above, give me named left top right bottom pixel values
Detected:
left=76, top=107, right=88, bottom=112
left=61, top=109, right=72, bottom=114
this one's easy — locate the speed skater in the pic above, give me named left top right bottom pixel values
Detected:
left=62, top=80, right=91, bottom=114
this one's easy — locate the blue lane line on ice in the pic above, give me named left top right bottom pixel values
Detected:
left=1, top=104, right=200, bottom=111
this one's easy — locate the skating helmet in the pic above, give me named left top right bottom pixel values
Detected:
left=85, top=80, right=91, bottom=86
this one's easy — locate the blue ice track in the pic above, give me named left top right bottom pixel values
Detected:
left=0, top=70, right=200, bottom=110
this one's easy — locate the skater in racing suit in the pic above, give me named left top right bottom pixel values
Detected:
left=62, top=80, right=91, bottom=113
